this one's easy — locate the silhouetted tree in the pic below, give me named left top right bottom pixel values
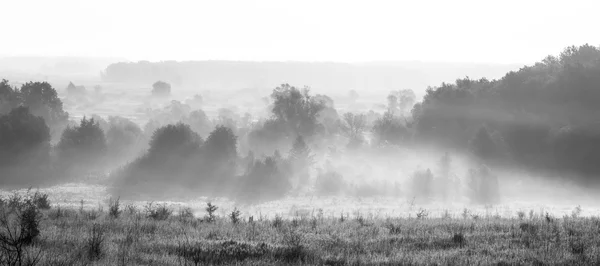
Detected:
left=0, top=107, right=50, bottom=166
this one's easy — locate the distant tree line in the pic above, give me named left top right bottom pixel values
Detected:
left=3, top=44, right=600, bottom=201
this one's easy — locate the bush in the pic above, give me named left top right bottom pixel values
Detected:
left=144, top=202, right=172, bottom=220
left=86, top=224, right=105, bottom=261
left=108, top=197, right=121, bottom=219
left=151, top=81, right=171, bottom=97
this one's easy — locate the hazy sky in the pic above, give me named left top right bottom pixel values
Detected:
left=1, top=0, right=598, bottom=64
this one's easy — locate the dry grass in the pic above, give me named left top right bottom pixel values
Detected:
left=4, top=203, right=600, bottom=265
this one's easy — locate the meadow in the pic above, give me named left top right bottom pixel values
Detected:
left=1, top=189, right=599, bottom=266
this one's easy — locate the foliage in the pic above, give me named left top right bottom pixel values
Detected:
left=19, top=81, right=69, bottom=137
left=270, top=84, right=326, bottom=138
left=340, top=112, right=367, bottom=147
left=237, top=155, right=291, bottom=203
left=105, top=116, right=145, bottom=162
left=372, top=111, right=410, bottom=145
left=0, top=107, right=52, bottom=184
left=57, top=117, right=107, bottom=171
left=411, top=44, right=600, bottom=180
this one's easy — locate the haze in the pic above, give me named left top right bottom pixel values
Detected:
left=2, top=0, right=599, bottom=64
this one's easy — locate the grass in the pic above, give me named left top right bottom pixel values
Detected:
left=3, top=201, right=600, bottom=265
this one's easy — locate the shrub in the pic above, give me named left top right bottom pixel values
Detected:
left=86, top=223, right=105, bottom=261
left=32, top=191, right=50, bottom=210
left=0, top=202, right=43, bottom=265
left=145, top=202, right=172, bottom=220
left=108, top=197, right=121, bottom=219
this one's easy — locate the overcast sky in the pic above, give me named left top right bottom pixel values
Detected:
left=1, top=0, right=598, bottom=64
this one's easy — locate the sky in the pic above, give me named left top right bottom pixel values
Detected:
left=1, top=0, right=598, bottom=64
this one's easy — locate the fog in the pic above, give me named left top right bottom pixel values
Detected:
left=3, top=45, right=600, bottom=219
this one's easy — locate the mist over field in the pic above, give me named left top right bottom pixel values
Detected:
left=3, top=45, right=600, bottom=220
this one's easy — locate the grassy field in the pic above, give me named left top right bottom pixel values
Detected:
left=2, top=194, right=599, bottom=266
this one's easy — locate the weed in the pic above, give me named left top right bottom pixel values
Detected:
left=145, top=202, right=172, bottom=221
left=108, top=197, right=121, bottom=219
left=272, top=215, right=284, bottom=228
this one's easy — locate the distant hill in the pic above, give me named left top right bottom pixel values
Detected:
left=0, top=56, right=125, bottom=81
left=101, top=61, right=522, bottom=96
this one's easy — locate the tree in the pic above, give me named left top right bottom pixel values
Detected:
left=19, top=81, right=69, bottom=138
left=341, top=112, right=367, bottom=147
left=0, top=107, right=50, bottom=165
left=186, top=109, right=213, bottom=137
left=105, top=116, right=145, bottom=162
left=270, top=84, right=325, bottom=137
left=237, top=155, right=291, bottom=203
left=203, top=125, right=237, bottom=162
left=470, top=125, right=498, bottom=162
left=57, top=117, right=107, bottom=166
left=151, top=81, right=171, bottom=97
left=372, top=111, right=409, bottom=145
left=0, top=79, right=20, bottom=114
left=148, top=123, right=201, bottom=157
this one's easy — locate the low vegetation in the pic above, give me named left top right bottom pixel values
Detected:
left=1, top=192, right=599, bottom=265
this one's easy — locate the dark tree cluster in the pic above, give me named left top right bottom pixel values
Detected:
left=411, top=44, right=600, bottom=183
